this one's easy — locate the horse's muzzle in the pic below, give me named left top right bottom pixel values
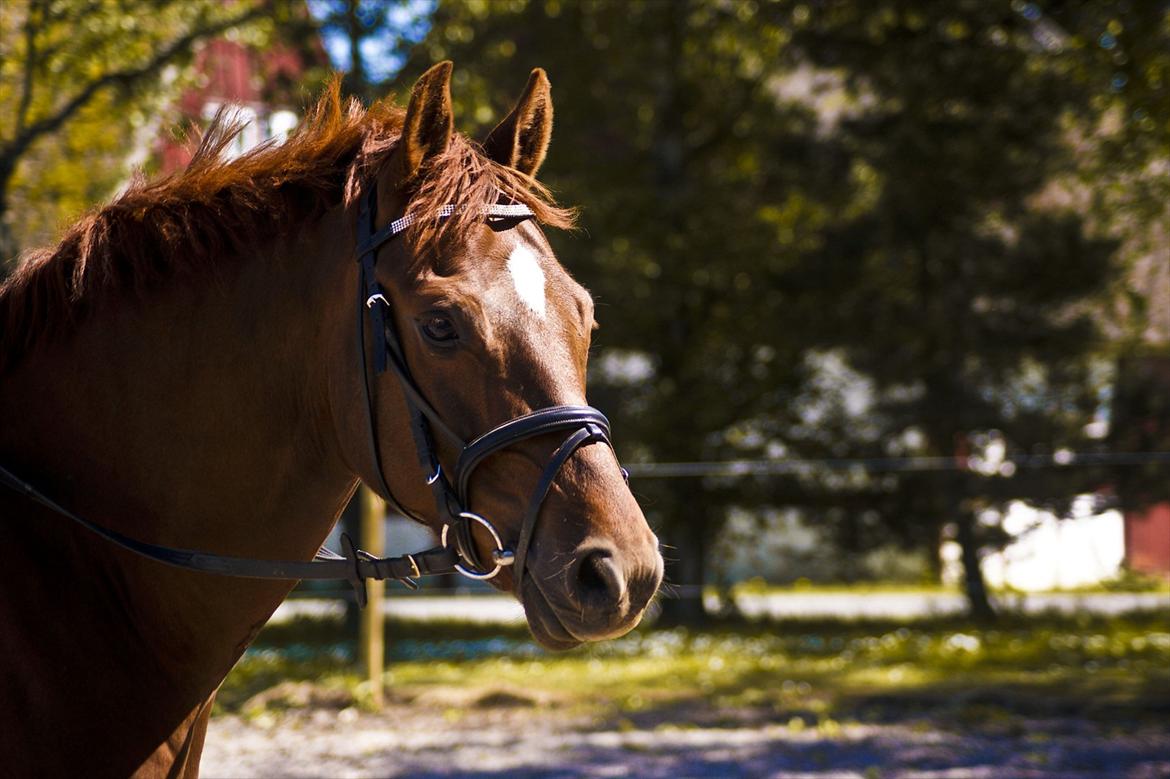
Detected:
left=522, top=537, right=663, bottom=648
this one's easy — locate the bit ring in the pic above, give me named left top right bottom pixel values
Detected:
left=441, top=511, right=512, bottom=580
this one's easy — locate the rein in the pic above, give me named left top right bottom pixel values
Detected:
left=0, top=185, right=623, bottom=608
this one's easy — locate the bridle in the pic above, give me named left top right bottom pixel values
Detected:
left=0, top=183, right=625, bottom=607
left=351, top=181, right=623, bottom=597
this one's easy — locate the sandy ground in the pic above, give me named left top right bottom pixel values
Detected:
left=206, top=597, right=1170, bottom=777
left=201, top=700, right=1170, bottom=779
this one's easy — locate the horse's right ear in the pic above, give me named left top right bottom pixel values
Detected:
left=397, top=61, right=454, bottom=181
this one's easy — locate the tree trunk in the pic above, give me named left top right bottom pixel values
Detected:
left=0, top=219, right=18, bottom=271
left=343, top=0, right=369, bottom=102
left=657, top=499, right=709, bottom=625
left=926, top=522, right=945, bottom=584
left=954, top=509, right=996, bottom=622
left=0, top=173, right=19, bottom=270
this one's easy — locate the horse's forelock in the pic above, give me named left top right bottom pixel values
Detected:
left=397, top=136, right=576, bottom=277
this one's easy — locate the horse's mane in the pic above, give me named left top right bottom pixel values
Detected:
left=0, top=79, right=574, bottom=375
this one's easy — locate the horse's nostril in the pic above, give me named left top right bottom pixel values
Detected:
left=574, top=548, right=627, bottom=608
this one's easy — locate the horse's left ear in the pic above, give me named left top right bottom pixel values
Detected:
left=482, top=68, right=553, bottom=178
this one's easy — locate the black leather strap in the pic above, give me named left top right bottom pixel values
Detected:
left=511, top=423, right=612, bottom=596
left=0, top=463, right=457, bottom=590
left=356, top=182, right=465, bottom=534
left=454, top=406, right=611, bottom=503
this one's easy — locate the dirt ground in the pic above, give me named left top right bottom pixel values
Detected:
left=201, top=697, right=1170, bottom=779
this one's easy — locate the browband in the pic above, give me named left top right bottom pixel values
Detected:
left=358, top=203, right=535, bottom=256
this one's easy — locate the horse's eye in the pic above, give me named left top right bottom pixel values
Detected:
left=420, top=313, right=458, bottom=345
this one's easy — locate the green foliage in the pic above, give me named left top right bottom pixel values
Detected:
left=767, top=4, right=1127, bottom=588
left=2, top=86, right=128, bottom=254
left=397, top=1, right=1163, bottom=617
left=398, top=0, right=862, bottom=616
left=1045, top=2, right=1170, bottom=226
left=0, top=0, right=288, bottom=261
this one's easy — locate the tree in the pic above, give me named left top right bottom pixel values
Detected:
left=769, top=1, right=1124, bottom=618
left=400, top=0, right=858, bottom=621
left=407, top=0, right=1152, bottom=619
left=1040, top=2, right=1170, bottom=514
left=0, top=0, right=288, bottom=264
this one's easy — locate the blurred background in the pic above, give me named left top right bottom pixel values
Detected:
left=2, top=1, right=1168, bottom=775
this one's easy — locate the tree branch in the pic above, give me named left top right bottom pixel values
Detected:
left=0, top=2, right=269, bottom=175
left=15, top=0, right=44, bottom=134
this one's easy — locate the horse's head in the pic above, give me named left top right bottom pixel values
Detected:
left=333, top=63, right=662, bottom=649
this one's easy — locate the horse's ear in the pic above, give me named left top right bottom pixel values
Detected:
left=398, top=61, right=454, bottom=180
left=482, top=68, right=553, bottom=178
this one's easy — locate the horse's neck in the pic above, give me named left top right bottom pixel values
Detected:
left=3, top=236, right=355, bottom=558
left=0, top=223, right=358, bottom=773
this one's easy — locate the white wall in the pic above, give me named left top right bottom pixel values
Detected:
left=943, top=499, right=1125, bottom=591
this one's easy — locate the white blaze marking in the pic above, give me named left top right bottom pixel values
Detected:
left=507, top=245, right=546, bottom=318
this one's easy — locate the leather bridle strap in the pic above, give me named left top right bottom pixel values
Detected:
left=0, top=463, right=455, bottom=600
left=510, top=422, right=614, bottom=596
left=454, top=406, right=612, bottom=502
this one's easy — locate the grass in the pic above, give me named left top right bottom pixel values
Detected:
left=729, top=571, right=1170, bottom=597
left=218, top=609, right=1170, bottom=731
left=728, top=577, right=954, bottom=596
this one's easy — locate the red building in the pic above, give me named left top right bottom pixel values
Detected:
left=1112, top=353, right=1170, bottom=579
left=158, top=36, right=324, bottom=174
left=1125, top=502, right=1170, bottom=577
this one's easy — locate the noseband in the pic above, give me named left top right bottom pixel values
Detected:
left=0, top=184, right=626, bottom=607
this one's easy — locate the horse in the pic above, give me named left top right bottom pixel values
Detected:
left=0, top=62, right=663, bottom=777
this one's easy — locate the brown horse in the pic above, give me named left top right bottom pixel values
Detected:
left=0, top=63, right=662, bottom=777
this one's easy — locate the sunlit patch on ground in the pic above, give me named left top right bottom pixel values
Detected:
left=203, top=611, right=1170, bottom=777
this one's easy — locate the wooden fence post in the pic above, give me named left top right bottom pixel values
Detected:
left=359, top=486, right=385, bottom=710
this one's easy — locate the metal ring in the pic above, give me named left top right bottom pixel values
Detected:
left=425, top=463, right=443, bottom=486
left=441, top=511, right=511, bottom=580
left=366, top=293, right=389, bottom=309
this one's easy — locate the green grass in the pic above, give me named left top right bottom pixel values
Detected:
left=729, top=571, right=1170, bottom=597
left=728, top=577, right=954, bottom=596
left=218, top=610, right=1170, bottom=730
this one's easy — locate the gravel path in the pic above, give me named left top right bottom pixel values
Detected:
left=201, top=703, right=1170, bottom=778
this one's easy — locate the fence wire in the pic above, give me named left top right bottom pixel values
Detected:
left=622, top=451, right=1170, bottom=479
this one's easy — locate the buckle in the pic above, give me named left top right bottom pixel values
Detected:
left=395, top=553, right=422, bottom=590
left=366, top=293, right=389, bottom=309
